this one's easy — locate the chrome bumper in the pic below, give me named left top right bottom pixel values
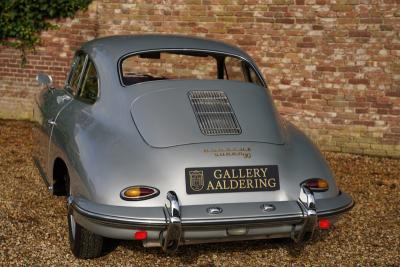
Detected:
left=160, top=185, right=318, bottom=252
left=68, top=187, right=354, bottom=252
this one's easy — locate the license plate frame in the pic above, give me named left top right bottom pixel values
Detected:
left=185, top=165, right=280, bottom=194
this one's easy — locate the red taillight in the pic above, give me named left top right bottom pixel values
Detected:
left=134, top=231, right=148, bottom=240
left=319, top=218, right=331, bottom=230
left=302, top=178, right=329, bottom=192
left=121, top=186, right=160, bottom=201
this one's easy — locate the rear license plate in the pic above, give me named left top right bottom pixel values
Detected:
left=185, top=165, right=279, bottom=194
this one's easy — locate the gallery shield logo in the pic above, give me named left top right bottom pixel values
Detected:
left=189, top=170, right=204, bottom=191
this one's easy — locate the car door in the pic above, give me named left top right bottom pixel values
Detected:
left=38, top=53, right=86, bottom=186
left=32, top=84, right=61, bottom=183
left=49, top=56, right=99, bottom=184
left=32, top=54, right=84, bottom=183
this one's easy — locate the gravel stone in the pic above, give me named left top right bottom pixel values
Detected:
left=0, top=120, right=399, bottom=266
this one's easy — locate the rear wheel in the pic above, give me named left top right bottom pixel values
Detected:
left=66, top=174, right=104, bottom=259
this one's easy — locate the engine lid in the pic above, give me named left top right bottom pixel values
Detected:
left=130, top=80, right=285, bottom=148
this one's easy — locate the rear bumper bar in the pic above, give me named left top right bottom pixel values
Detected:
left=68, top=188, right=354, bottom=250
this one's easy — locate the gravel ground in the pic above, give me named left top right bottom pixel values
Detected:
left=0, top=120, right=399, bottom=266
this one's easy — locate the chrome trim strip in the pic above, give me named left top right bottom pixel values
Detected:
left=181, top=213, right=303, bottom=226
left=318, top=198, right=355, bottom=217
left=69, top=197, right=166, bottom=228
left=68, top=193, right=353, bottom=230
left=117, top=48, right=267, bottom=88
left=33, top=157, right=53, bottom=191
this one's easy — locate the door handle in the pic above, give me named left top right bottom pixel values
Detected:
left=47, top=119, right=56, bottom=126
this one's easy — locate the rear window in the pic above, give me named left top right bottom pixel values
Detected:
left=120, top=51, right=263, bottom=86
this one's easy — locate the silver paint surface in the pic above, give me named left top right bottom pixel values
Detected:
left=32, top=35, right=353, bottom=244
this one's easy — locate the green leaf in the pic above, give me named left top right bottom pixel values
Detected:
left=0, top=0, right=92, bottom=65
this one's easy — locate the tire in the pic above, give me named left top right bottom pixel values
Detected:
left=66, top=174, right=104, bottom=259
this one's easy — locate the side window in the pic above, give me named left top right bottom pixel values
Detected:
left=68, top=54, right=86, bottom=95
left=249, top=68, right=263, bottom=86
left=224, top=57, right=246, bottom=82
left=77, top=60, right=99, bottom=104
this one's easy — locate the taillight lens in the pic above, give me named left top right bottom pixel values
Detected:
left=134, top=231, right=148, bottom=240
left=319, top=218, right=331, bottom=229
left=121, top=186, right=159, bottom=200
left=302, top=178, right=329, bottom=192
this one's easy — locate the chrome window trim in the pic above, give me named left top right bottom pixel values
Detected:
left=66, top=52, right=88, bottom=96
left=117, top=48, right=267, bottom=88
left=75, top=58, right=100, bottom=105
left=76, top=54, right=89, bottom=94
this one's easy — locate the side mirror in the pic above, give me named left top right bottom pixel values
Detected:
left=36, top=73, right=53, bottom=89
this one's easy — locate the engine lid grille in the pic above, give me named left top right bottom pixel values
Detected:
left=188, top=90, right=242, bottom=136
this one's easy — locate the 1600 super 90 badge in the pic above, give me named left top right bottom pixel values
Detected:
left=189, top=170, right=204, bottom=191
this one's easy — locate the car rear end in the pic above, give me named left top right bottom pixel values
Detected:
left=66, top=37, right=354, bottom=257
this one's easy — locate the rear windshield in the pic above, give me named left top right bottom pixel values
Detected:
left=120, top=50, right=264, bottom=86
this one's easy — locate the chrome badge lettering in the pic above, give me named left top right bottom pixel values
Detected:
left=204, top=147, right=251, bottom=159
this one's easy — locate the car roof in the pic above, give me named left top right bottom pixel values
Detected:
left=81, top=34, right=253, bottom=61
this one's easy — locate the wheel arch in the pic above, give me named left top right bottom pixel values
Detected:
left=53, top=157, right=69, bottom=196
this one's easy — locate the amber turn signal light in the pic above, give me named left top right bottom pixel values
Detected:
left=121, top=186, right=159, bottom=201
left=302, top=178, right=329, bottom=192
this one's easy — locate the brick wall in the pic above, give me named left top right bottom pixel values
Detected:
left=0, top=4, right=98, bottom=119
left=0, top=0, right=399, bottom=157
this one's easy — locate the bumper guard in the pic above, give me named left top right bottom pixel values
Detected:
left=292, top=185, right=318, bottom=242
left=161, top=185, right=319, bottom=252
left=161, top=191, right=182, bottom=253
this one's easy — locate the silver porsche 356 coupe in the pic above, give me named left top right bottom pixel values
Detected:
left=33, top=35, right=353, bottom=258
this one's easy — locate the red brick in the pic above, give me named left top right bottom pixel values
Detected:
left=386, top=91, right=400, bottom=97
left=269, top=6, right=288, bottom=12
left=312, top=25, right=324, bottom=30
left=360, top=18, right=382, bottom=24
left=331, top=4, right=353, bottom=12
left=297, top=42, right=316, bottom=48
left=355, top=108, right=368, bottom=113
left=317, top=66, right=336, bottom=72
left=354, top=121, right=375, bottom=126
left=349, top=30, right=371, bottom=37
left=383, top=133, right=400, bottom=139
left=338, top=66, right=361, bottom=72
left=348, top=78, right=370, bottom=85
left=384, top=44, right=400, bottom=50
left=275, top=18, right=294, bottom=24
left=380, top=25, right=393, bottom=31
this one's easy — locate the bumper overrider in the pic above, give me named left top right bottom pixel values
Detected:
left=68, top=185, right=354, bottom=253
